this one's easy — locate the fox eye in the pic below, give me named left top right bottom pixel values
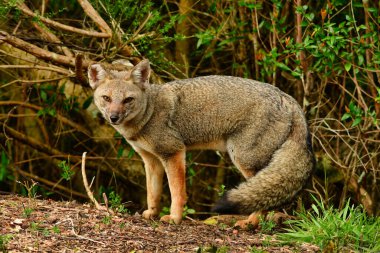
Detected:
left=102, top=95, right=111, bottom=102
left=123, top=97, right=134, bottom=104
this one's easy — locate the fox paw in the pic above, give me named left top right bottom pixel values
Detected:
left=234, top=212, right=261, bottom=230
left=142, top=209, right=158, bottom=220
left=160, top=214, right=182, bottom=225
left=234, top=211, right=293, bottom=230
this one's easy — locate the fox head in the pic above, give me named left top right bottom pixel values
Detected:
left=88, top=59, right=151, bottom=125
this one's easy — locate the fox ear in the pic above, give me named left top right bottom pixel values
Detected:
left=88, top=64, right=107, bottom=89
left=131, top=59, right=150, bottom=89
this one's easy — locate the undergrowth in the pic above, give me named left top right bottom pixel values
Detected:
left=278, top=196, right=380, bottom=252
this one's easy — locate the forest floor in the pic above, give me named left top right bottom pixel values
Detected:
left=0, top=194, right=320, bottom=252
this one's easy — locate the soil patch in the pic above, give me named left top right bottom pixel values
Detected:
left=0, top=194, right=319, bottom=252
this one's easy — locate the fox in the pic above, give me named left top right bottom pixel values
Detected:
left=88, top=59, right=315, bottom=226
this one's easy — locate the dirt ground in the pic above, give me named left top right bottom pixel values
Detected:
left=0, top=194, right=320, bottom=252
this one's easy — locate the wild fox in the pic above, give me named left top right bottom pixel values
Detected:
left=88, top=59, right=314, bottom=225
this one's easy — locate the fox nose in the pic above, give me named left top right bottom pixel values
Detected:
left=110, top=115, right=120, bottom=123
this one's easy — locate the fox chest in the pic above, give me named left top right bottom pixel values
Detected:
left=127, top=137, right=156, bottom=155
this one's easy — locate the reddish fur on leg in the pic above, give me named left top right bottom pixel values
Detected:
left=234, top=211, right=265, bottom=229
left=160, top=150, right=187, bottom=224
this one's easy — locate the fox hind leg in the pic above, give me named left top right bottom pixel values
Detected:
left=234, top=211, right=292, bottom=230
left=222, top=138, right=282, bottom=229
left=234, top=211, right=265, bottom=229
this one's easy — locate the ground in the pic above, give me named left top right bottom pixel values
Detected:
left=0, top=194, right=320, bottom=252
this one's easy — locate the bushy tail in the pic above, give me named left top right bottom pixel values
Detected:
left=213, top=111, right=315, bottom=214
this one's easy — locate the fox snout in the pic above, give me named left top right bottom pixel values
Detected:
left=106, top=103, right=126, bottom=125
left=110, top=114, right=120, bottom=124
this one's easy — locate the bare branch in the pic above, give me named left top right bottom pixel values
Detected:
left=0, top=101, right=91, bottom=136
left=0, top=65, right=71, bottom=75
left=17, top=2, right=111, bottom=38
left=0, top=31, right=93, bottom=68
left=77, top=0, right=112, bottom=36
left=18, top=2, right=74, bottom=57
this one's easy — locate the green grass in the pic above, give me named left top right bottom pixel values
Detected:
left=0, top=234, right=13, bottom=252
left=278, top=197, right=380, bottom=252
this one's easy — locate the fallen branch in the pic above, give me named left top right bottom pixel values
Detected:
left=68, top=218, right=106, bottom=245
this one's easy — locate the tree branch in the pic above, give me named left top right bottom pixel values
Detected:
left=0, top=65, right=71, bottom=75
left=0, top=101, right=91, bottom=136
left=77, top=0, right=112, bottom=36
left=19, top=2, right=74, bottom=57
left=0, top=31, right=93, bottom=68
left=17, top=2, right=111, bottom=38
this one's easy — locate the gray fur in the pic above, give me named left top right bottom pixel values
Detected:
left=88, top=59, right=314, bottom=222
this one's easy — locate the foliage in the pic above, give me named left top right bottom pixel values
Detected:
left=108, top=191, right=129, bottom=214
left=58, top=160, right=74, bottom=181
left=0, top=234, right=13, bottom=252
left=258, top=212, right=277, bottom=234
left=22, top=206, right=33, bottom=218
left=278, top=196, right=380, bottom=252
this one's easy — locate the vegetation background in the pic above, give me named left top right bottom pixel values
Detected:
left=0, top=0, right=379, bottom=220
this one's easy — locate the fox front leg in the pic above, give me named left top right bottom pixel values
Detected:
left=159, top=150, right=187, bottom=224
left=138, top=150, right=165, bottom=220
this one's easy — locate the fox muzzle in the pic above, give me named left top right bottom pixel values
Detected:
left=110, top=114, right=120, bottom=124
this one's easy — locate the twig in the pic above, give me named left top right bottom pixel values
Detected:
left=294, top=0, right=306, bottom=104
left=68, top=218, right=106, bottom=245
left=81, top=152, right=112, bottom=213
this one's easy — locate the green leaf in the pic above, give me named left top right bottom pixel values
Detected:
left=40, top=90, right=47, bottom=101
left=117, top=147, right=124, bottom=159
left=203, top=217, right=218, bottom=226
left=127, top=148, right=135, bottom=159
left=82, top=96, right=93, bottom=109
left=344, top=62, right=352, bottom=72
left=0, top=151, right=9, bottom=181
left=48, top=108, right=56, bottom=117
left=358, top=54, right=364, bottom=66
left=341, top=113, right=351, bottom=121
left=275, top=62, right=292, bottom=72
left=196, top=38, right=202, bottom=49
left=351, top=117, right=362, bottom=127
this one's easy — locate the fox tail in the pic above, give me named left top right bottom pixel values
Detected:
left=213, top=111, right=315, bottom=214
